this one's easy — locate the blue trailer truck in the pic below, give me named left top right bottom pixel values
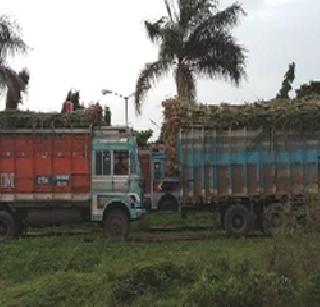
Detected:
left=178, top=126, right=318, bottom=237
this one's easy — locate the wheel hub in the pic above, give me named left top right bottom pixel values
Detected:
left=110, top=218, right=123, bottom=235
left=271, top=214, right=282, bottom=228
left=232, top=215, right=244, bottom=230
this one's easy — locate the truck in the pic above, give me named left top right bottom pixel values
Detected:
left=177, top=126, right=319, bottom=237
left=0, top=121, right=145, bottom=241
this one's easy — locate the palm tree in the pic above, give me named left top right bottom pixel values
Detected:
left=0, top=15, right=28, bottom=110
left=135, top=0, right=247, bottom=112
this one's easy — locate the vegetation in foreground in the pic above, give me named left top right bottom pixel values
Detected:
left=1, top=211, right=320, bottom=306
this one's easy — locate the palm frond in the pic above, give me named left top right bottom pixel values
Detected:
left=179, top=0, right=215, bottom=29
left=190, top=34, right=246, bottom=84
left=134, top=61, right=172, bottom=113
left=164, top=0, right=180, bottom=23
left=0, top=15, right=28, bottom=59
left=189, top=2, right=246, bottom=41
left=144, top=19, right=165, bottom=43
left=159, top=26, right=182, bottom=61
left=210, top=2, right=246, bottom=29
left=0, top=64, right=29, bottom=109
left=0, top=62, right=14, bottom=89
left=164, top=0, right=174, bottom=22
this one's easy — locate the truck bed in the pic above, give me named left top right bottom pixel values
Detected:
left=178, top=127, right=319, bottom=204
left=0, top=129, right=91, bottom=206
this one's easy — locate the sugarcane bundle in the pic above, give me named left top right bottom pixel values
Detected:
left=0, top=104, right=105, bottom=130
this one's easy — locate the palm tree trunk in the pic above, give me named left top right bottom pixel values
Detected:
left=175, top=63, right=195, bottom=103
left=6, top=87, right=20, bottom=110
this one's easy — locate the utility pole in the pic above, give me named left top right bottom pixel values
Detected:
left=102, top=86, right=150, bottom=126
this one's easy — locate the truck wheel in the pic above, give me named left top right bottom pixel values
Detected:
left=158, top=199, right=178, bottom=211
left=103, top=209, right=129, bottom=241
left=263, top=204, right=284, bottom=236
left=220, top=213, right=225, bottom=230
left=224, top=205, right=251, bottom=238
left=0, top=212, right=17, bottom=241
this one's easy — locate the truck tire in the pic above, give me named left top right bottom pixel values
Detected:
left=158, top=198, right=178, bottom=211
left=224, top=205, right=251, bottom=238
left=103, top=209, right=129, bottom=241
left=263, top=204, right=285, bottom=236
left=0, top=212, right=17, bottom=241
left=220, top=213, right=225, bottom=230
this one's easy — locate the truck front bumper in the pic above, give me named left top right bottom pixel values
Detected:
left=135, top=207, right=146, bottom=220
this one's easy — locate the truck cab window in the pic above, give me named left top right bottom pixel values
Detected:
left=114, top=150, right=129, bottom=176
left=95, top=151, right=111, bottom=176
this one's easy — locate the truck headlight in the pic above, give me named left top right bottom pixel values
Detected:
left=129, top=194, right=140, bottom=204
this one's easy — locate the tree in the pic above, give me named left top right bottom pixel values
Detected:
left=0, top=15, right=28, bottom=110
left=276, top=62, right=295, bottom=99
left=135, top=129, right=153, bottom=146
left=135, top=0, right=247, bottom=112
left=296, top=81, right=320, bottom=99
left=156, top=122, right=166, bottom=144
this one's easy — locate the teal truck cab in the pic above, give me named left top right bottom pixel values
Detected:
left=91, top=126, right=145, bottom=240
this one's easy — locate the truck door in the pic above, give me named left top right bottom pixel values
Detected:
left=112, top=150, right=129, bottom=192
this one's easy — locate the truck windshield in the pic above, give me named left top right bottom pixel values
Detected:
left=95, top=151, right=111, bottom=176
left=113, top=150, right=129, bottom=176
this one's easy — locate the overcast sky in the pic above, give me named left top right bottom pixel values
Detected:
left=2, top=0, right=320, bottom=138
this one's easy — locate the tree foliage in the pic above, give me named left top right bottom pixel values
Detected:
left=0, top=14, right=29, bottom=110
left=135, top=129, right=153, bottom=146
left=296, top=81, right=320, bottom=99
left=156, top=122, right=166, bottom=144
left=135, top=0, right=247, bottom=113
left=276, top=62, right=295, bottom=99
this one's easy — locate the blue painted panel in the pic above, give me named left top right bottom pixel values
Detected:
left=177, top=128, right=320, bottom=197
left=180, top=150, right=319, bottom=167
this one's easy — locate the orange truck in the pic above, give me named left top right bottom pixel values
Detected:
left=0, top=125, right=145, bottom=241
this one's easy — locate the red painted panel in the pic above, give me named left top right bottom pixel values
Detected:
left=0, top=132, right=91, bottom=195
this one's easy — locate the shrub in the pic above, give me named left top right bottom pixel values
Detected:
left=111, top=261, right=195, bottom=304
left=299, top=271, right=320, bottom=306
left=184, top=258, right=294, bottom=307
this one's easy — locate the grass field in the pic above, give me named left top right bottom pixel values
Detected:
left=1, top=212, right=319, bottom=306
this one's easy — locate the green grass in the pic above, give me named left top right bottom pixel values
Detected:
left=0, top=237, right=268, bottom=306
left=1, top=211, right=319, bottom=306
left=137, top=211, right=216, bottom=227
